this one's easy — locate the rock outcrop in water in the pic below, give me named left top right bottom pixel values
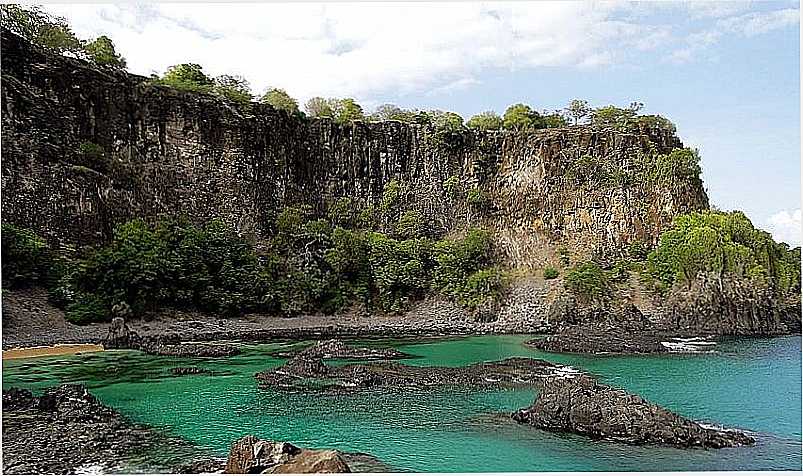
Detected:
left=512, top=375, right=755, bottom=448
left=225, top=436, right=351, bottom=474
left=256, top=354, right=570, bottom=392
left=104, top=317, right=240, bottom=357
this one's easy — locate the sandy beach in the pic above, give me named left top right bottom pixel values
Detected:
left=2, top=344, right=104, bottom=360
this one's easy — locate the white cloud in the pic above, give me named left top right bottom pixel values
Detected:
left=668, top=8, right=799, bottom=63
left=767, top=209, right=802, bottom=247
left=41, top=2, right=798, bottom=108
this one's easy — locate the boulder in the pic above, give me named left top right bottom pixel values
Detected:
left=225, top=435, right=350, bottom=474
left=277, top=339, right=410, bottom=361
left=103, top=317, right=142, bottom=349
left=512, top=375, right=754, bottom=448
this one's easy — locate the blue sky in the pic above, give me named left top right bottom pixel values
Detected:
left=45, top=1, right=801, bottom=245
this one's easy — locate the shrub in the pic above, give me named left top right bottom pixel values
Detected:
left=466, top=187, right=488, bottom=208
left=543, top=267, right=559, bottom=280
left=443, top=175, right=461, bottom=199
left=460, top=268, right=506, bottom=309
left=1, top=224, right=52, bottom=288
left=327, top=197, right=357, bottom=228
left=65, top=293, right=108, bottom=324
left=380, top=180, right=403, bottom=215
left=395, top=210, right=425, bottom=239
left=564, top=261, right=610, bottom=300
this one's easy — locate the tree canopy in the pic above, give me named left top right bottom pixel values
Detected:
left=467, top=111, right=503, bottom=131
left=83, top=35, right=126, bottom=69
left=261, top=88, right=300, bottom=115
left=645, top=210, right=801, bottom=294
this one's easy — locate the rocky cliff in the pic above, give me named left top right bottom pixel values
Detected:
left=1, top=29, right=708, bottom=266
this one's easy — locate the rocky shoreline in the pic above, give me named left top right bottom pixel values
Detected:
left=2, top=384, right=391, bottom=474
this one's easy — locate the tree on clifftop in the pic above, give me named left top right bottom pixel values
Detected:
left=213, top=74, right=253, bottom=106
left=160, top=63, right=215, bottom=93
left=261, top=88, right=300, bottom=115
left=305, top=97, right=365, bottom=124
left=0, top=4, right=82, bottom=54
left=84, top=35, right=126, bottom=69
left=305, top=97, right=335, bottom=118
left=467, top=111, right=503, bottom=131
left=502, top=103, right=542, bottom=131
left=565, top=99, right=591, bottom=125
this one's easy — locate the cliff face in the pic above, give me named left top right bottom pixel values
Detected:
left=0, top=30, right=708, bottom=266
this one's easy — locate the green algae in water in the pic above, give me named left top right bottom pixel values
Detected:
left=3, top=335, right=801, bottom=471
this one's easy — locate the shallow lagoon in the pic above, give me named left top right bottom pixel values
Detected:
left=3, top=335, right=801, bottom=472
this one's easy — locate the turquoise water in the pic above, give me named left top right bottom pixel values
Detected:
left=3, top=335, right=801, bottom=472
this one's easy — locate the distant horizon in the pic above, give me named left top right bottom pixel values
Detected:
left=40, top=1, right=802, bottom=246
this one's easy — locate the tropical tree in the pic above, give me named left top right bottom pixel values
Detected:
left=467, top=111, right=503, bottom=131
left=84, top=35, right=126, bottom=69
left=261, top=88, right=300, bottom=114
left=0, top=4, right=82, bottom=54
left=565, top=99, right=591, bottom=125
left=160, top=63, right=214, bottom=93
left=502, top=103, right=542, bottom=130
left=213, top=74, right=253, bottom=105
left=305, top=97, right=335, bottom=118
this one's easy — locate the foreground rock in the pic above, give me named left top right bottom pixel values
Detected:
left=512, top=375, right=755, bottom=448
left=2, top=385, right=162, bottom=474
left=225, top=435, right=350, bottom=473
left=104, top=317, right=240, bottom=357
left=273, top=339, right=412, bottom=360
left=256, top=355, right=570, bottom=392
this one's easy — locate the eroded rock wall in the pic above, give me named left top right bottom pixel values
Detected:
left=1, top=29, right=708, bottom=265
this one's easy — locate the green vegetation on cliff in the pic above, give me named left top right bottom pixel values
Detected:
left=643, top=210, right=801, bottom=294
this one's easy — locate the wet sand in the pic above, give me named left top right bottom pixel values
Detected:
left=2, top=344, right=104, bottom=360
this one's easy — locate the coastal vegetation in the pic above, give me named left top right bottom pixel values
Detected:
left=2, top=205, right=504, bottom=323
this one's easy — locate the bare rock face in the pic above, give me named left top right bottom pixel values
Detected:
left=512, top=376, right=755, bottom=448
left=1, top=28, right=706, bottom=265
left=225, top=435, right=350, bottom=474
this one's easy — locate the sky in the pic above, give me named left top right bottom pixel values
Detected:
left=42, top=1, right=802, bottom=246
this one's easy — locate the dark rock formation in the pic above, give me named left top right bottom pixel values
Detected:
left=2, top=384, right=163, bottom=474
left=663, top=273, right=802, bottom=336
left=1, top=28, right=706, bottom=266
left=529, top=303, right=676, bottom=354
left=103, top=318, right=240, bottom=357
left=273, top=339, right=412, bottom=360
left=225, top=435, right=350, bottom=474
left=170, top=367, right=211, bottom=375
left=256, top=355, right=570, bottom=392
left=512, top=376, right=755, bottom=448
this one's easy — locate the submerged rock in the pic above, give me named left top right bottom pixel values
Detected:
left=275, top=339, right=411, bottom=361
left=512, top=375, right=755, bottom=448
left=170, top=367, right=211, bottom=375
left=225, top=435, right=350, bottom=474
